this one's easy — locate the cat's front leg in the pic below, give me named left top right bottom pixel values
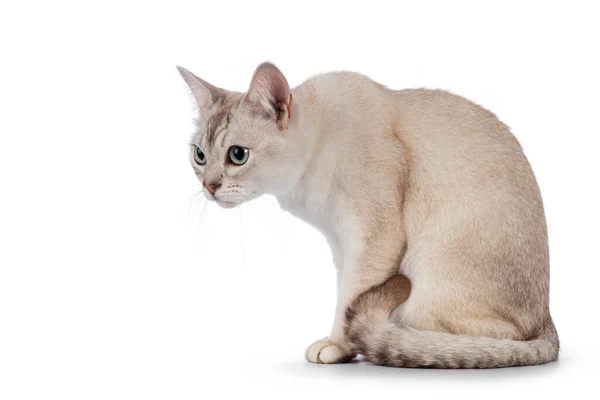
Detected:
left=305, top=232, right=404, bottom=364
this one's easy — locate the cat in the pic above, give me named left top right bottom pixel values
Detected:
left=177, top=62, right=559, bottom=368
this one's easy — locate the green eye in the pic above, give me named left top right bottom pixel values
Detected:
left=194, top=146, right=207, bottom=165
left=228, top=145, right=249, bottom=165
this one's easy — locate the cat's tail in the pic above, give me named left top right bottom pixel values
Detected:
left=344, top=275, right=559, bottom=368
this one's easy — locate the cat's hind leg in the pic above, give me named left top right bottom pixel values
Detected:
left=305, top=224, right=406, bottom=364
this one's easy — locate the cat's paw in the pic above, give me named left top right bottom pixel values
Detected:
left=304, top=337, right=356, bottom=364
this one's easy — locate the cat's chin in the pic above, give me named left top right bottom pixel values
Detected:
left=215, top=199, right=238, bottom=209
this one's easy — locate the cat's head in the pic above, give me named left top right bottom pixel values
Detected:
left=178, top=62, right=301, bottom=208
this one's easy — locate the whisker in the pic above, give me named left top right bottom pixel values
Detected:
left=188, top=194, right=208, bottom=217
left=195, top=199, right=209, bottom=246
left=188, top=187, right=210, bottom=247
left=236, top=202, right=245, bottom=267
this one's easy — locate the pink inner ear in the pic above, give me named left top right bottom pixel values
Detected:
left=247, top=63, right=290, bottom=115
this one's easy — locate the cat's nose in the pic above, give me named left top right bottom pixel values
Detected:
left=203, top=181, right=221, bottom=195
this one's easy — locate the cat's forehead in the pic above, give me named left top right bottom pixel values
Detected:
left=192, top=94, right=246, bottom=149
left=193, top=97, right=268, bottom=152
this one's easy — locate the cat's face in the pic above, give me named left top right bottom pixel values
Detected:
left=179, top=63, right=296, bottom=208
left=189, top=95, right=293, bottom=207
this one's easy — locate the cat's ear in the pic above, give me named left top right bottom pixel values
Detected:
left=246, top=62, right=292, bottom=130
left=177, top=66, right=226, bottom=115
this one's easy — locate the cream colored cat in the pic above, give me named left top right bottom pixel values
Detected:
left=178, top=62, right=558, bottom=368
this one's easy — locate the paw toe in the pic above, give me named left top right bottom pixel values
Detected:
left=318, top=345, right=346, bottom=363
left=305, top=338, right=355, bottom=364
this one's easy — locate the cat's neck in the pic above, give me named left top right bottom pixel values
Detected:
left=274, top=83, right=345, bottom=236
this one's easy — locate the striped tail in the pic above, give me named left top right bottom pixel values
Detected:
left=344, top=275, right=559, bottom=368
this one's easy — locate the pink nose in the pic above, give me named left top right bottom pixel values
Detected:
left=203, top=182, right=221, bottom=195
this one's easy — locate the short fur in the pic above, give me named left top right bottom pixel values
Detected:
left=178, top=62, right=558, bottom=368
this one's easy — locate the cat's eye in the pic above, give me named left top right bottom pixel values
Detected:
left=194, top=146, right=207, bottom=165
left=228, top=145, right=249, bottom=165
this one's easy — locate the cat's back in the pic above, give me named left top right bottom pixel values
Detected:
left=393, top=87, right=515, bottom=146
left=297, top=72, right=540, bottom=207
left=299, top=72, right=517, bottom=150
left=392, top=87, right=547, bottom=268
left=392, top=87, right=534, bottom=189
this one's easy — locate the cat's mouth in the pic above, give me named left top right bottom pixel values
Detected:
left=204, top=191, right=238, bottom=208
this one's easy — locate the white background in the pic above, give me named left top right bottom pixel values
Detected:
left=1, top=1, right=599, bottom=399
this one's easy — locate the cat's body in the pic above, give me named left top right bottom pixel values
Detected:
left=178, top=63, right=558, bottom=368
